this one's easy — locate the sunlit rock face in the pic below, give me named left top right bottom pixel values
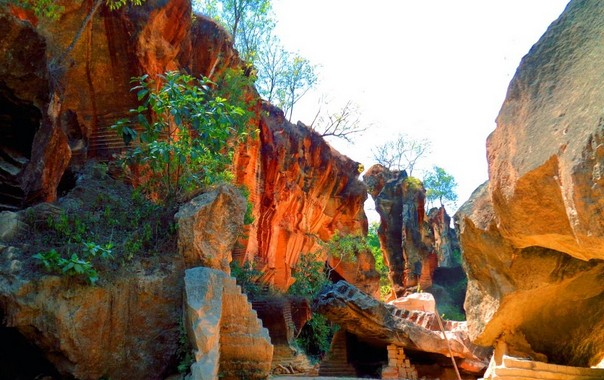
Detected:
left=456, top=0, right=604, bottom=367
left=1, top=0, right=368, bottom=291
left=234, top=104, right=368, bottom=290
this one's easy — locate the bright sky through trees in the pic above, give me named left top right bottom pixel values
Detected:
left=271, top=0, right=571, bottom=216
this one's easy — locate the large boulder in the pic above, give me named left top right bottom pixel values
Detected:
left=314, top=281, right=491, bottom=375
left=175, top=185, right=246, bottom=272
left=456, top=0, right=604, bottom=367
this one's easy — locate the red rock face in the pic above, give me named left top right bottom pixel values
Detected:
left=235, top=104, right=368, bottom=290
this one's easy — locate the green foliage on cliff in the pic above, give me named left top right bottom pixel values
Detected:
left=288, top=251, right=335, bottom=363
left=113, top=70, right=253, bottom=202
left=288, top=250, right=329, bottom=299
left=196, top=0, right=317, bottom=120
left=33, top=242, right=113, bottom=285
left=321, top=233, right=364, bottom=263
left=27, top=164, right=178, bottom=285
left=230, top=260, right=264, bottom=296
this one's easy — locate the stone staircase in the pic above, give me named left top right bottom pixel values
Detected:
left=483, top=356, right=604, bottom=380
left=318, top=330, right=356, bottom=377
left=219, top=276, right=273, bottom=379
left=184, top=267, right=273, bottom=380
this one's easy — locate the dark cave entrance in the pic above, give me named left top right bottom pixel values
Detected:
left=0, top=83, right=42, bottom=210
left=0, top=306, right=61, bottom=380
left=347, top=333, right=388, bottom=378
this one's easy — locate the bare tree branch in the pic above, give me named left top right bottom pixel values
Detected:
left=311, top=100, right=366, bottom=143
left=372, top=133, right=431, bottom=176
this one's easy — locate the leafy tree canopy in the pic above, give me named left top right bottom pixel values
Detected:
left=112, top=70, right=253, bottom=202
left=196, top=0, right=317, bottom=121
left=423, top=165, right=458, bottom=207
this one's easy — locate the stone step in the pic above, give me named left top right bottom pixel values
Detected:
left=220, top=334, right=272, bottom=362
left=221, top=319, right=264, bottom=335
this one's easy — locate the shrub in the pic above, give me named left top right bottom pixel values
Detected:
left=112, top=70, right=253, bottom=202
left=288, top=250, right=329, bottom=299
left=288, top=251, right=335, bottom=362
left=321, top=233, right=367, bottom=263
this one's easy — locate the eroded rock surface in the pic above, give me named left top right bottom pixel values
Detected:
left=236, top=105, right=368, bottom=290
left=0, top=257, right=182, bottom=380
left=456, top=0, right=604, bottom=367
left=363, top=165, right=461, bottom=298
left=175, top=185, right=246, bottom=272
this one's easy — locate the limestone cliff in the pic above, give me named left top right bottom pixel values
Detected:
left=0, top=0, right=366, bottom=292
left=456, top=0, right=604, bottom=367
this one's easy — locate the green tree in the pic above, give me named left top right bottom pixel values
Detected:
left=254, top=34, right=288, bottom=104
left=112, top=71, right=252, bottom=202
left=197, top=0, right=273, bottom=62
left=423, top=166, right=458, bottom=207
left=372, top=133, right=431, bottom=176
left=196, top=0, right=317, bottom=120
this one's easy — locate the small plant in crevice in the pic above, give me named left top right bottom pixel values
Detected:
left=238, top=185, right=255, bottom=226
left=367, top=222, right=392, bottom=301
left=33, top=241, right=114, bottom=285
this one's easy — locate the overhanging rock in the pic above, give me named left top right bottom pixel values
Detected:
left=314, top=281, right=491, bottom=374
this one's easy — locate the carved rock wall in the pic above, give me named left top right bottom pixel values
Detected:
left=456, top=0, right=604, bottom=367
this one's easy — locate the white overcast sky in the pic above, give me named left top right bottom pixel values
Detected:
left=271, top=0, right=571, bottom=217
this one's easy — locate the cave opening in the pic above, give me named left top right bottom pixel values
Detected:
left=346, top=333, right=388, bottom=378
left=0, top=83, right=42, bottom=210
left=0, top=325, right=62, bottom=380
